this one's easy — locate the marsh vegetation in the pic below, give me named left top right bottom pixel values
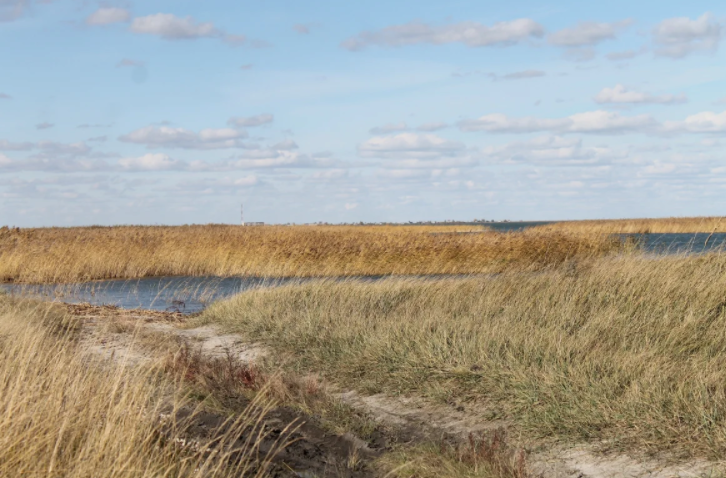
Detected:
left=0, top=224, right=619, bottom=283
left=534, top=216, right=726, bottom=234
left=2, top=219, right=726, bottom=476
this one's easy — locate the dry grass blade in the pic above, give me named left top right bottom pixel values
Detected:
left=0, top=296, right=292, bottom=478
left=379, top=429, right=533, bottom=478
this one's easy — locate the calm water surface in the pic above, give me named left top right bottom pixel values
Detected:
left=0, top=275, right=443, bottom=314
left=0, top=276, right=313, bottom=314
left=621, top=233, right=726, bottom=254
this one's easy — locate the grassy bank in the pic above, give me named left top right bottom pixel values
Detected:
left=535, top=216, right=726, bottom=233
left=0, top=297, right=287, bottom=477
left=197, top=253, right=726, bottom=459
left=0, top=224, right=618, bottom=283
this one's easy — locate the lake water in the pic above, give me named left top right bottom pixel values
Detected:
left=430, top=221, right=554, bottom=231
left=3, top=232, right=725, bottom=314
left=0, top=275, right=440, bottom=314
left=0, top=276, right=315, bottom=314
left=621, top=233, right=726, bottom=254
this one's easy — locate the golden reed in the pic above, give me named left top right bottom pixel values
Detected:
left=534, top=216, right=726, bottom=234
left=0, top=224, right=619, bottom=283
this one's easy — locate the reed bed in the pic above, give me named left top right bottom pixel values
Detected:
left=535, top=216, right=726, bottom=234
left=0, top=297, right=287, bottom=477
left=0, top=224, right=619, bottom=284
left=198, top=252, right=726, bottom=459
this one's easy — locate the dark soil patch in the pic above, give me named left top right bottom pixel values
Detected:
left=170, top=403, right=393, bottom=477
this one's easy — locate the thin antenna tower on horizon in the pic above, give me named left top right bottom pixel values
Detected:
left=241, top=203, right=245, bottom=226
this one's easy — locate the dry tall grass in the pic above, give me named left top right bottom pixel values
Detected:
left=198, top=252, right=726, bottom=459
left=0, top=297, right=287, bottom=477
left=0, top=225, right=619, bottom=284
left=535, top=216, right=726, bottom=234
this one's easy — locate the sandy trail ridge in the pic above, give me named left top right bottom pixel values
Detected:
left=71, top=304, right=721, bottom=478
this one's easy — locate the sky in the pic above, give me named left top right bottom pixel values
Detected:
left=1, top=0, right=725, bottom=226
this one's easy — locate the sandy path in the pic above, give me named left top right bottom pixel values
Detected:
left=71, top=304, right=722, bottom=478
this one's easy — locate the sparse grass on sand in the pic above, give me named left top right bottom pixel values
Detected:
left=535, top=216, right=726, bottom=234
left=0, top=224, right=619, bottom=283
left=0, top=297, right=287, bottom=478
left=197, top=252, right=726, bottom=460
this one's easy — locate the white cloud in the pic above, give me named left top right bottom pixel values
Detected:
left=0, top=155, right=110, bottom=173
left=0, top=140, right=33, bottom=151
left=0, top=128, right=338, bottom=175
left=594, top=84, right=687, bottom=105
left=359, top=133, right=466, bottom=159
left=130, top=13, right=246, bottom=44
left=224, top=34, right=248, bottom=46
left=379, top=157, right=477, bottom=169
left=606, top=46, right=647, bottom=61
left=458, top=114, right=569, bottom=133
left=548, top=20, right=632, bottom=46
left=0, top=140, right=93, bottom=156
left=417, top=122, right=448, bottom=132
left=484, top=135, right=623, bottom=166
left=118, top=153, right=181, bottom=171
left=497, top=69, right=546, bottom=80
left=459, top=110, right=659, bottom=135
left=653, top=13, right=722, bottom=58
left=677, top=110, right=726, bottom=133
left=86, top=7, right=130, bottom=26
left=567, top=111, right=659, bottom=134
left=186, top=143, right=337, bottom=170
left=227, top=114, right=274, bottom=127
left=369, top=122, right=408, bottom=134
left=173, top=177, right=261, bottom=196
left=271, top=139, right=298, bottom=150
left=199, top=128, right=244, bottom=141
left=0, top=149, right=333, bottom=173
left=341, top=19, right=544, bottom=50
left=232, top=176, right=258, bottom=187
left=37, top=141, right=92, bottom=155
left=311, top=169, right=348, bottom=180
left=131, top=14, right=217, bottom=39
left=642, top=162, right=677, bottom=175
left=220, top=150, right=325, bottom=169
left=119, top=125, right=248, bottom=149
left=376, top=169, right=431, bottom=179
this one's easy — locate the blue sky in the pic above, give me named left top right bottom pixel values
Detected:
left=1, top=0, right=725, bottom=226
